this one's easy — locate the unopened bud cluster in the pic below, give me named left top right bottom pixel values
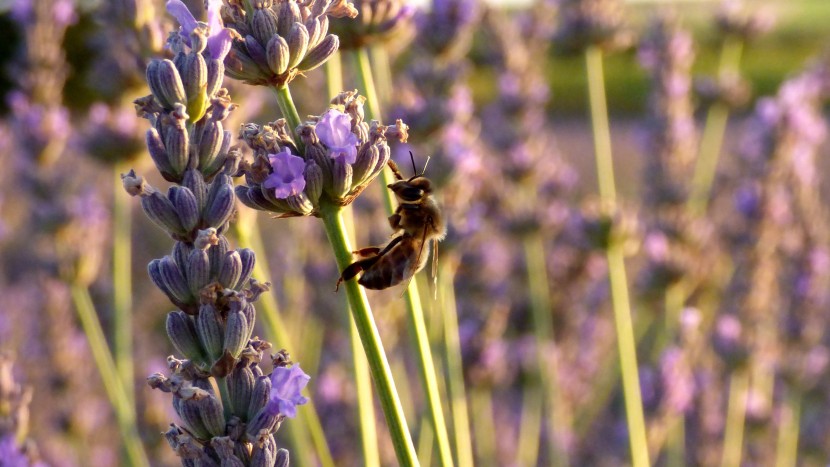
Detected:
left=329, top=0, right=415, bottom=49
left=553, top=0, right=633, bottom=53
left=223, top=0, right=352, bottom=87
left=236, top=91, right=409, bottom=217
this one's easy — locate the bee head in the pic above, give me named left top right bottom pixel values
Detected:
left=388, top=177, right=432, bottom=203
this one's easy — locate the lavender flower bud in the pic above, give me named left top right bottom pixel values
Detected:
left=199, top=393, right=226, bottom=437
left=248, top=375, right=272, bottom=420
left=183, top=169, right=209, bottom=211
left=196, top=120, right=225, bottom=170
left=266, top=36, right=291, bottom=75
left=286, top=23, right=310, bottom=70
left=182, top=53, right=209, bottom=121
left=244, top=35, right=270, bottom=72
left=146, top=127, right=175, bottom=177
left=276, top=449, right=290, bottom=467
left=229, top=366, right=256, bottom=419
left=252, top=8, right=280, bottom=46
left=218, top=251, right=243, bottom=290
left=174, top=396, right=212, bottom=440
left=197, top=304, right=224, bottom=362
left=330, top=157, right=353, bottom=198
left=147, top=59, right=187, bottom=109
left=250, top=432, right=277, bottom=467
left=213, top=437, right=246, bottom=466
left=167, top=311, right=206, bottom=363
left=186, top=248, right=211, bottom=295
left=298, top=34, right=339, bottom=71
left=141, top=188, right=187, bottom=236
left=162, top=108, right=191, bottom=175
left=237, top=249, right=256, bottom=290
left=352, top=144, right=379, bottom=185
left=246, top=411, right=279, bottom=439
left=204, top=176, right=235, bottom=229
left=171, top=186, right=201, bottom=232
left=223, top=309, right=250, bottom=359
left=304, top=161, right=324, bottom=206
left=150, top=256, right=194, bottom=305
left=278, top=2, right=302, bottom=37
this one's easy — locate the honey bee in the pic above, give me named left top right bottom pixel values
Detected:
left=337, top=153, right=446, bottom=291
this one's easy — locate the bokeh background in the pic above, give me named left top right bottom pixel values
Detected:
left=2, top=0, right=830, bottom=465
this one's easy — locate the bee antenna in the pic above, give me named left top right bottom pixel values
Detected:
left=421, top=156, right=431, bottom=176
left=409, top=151, right=417, bottom=176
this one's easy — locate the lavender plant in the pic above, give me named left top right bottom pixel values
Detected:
left=125, top=3, right=313, bottom=463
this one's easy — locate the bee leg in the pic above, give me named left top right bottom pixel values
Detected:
left=337, top=257, right=379, bottom=291
left=388, top=213, right=402, bottom=231
left=353, top=247, right=381, bottom=257
left=387, top=160, right=404, bottom=181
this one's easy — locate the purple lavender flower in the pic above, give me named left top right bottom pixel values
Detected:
left=267, top=365, right=311, bottom=418
left=0, top=435, right=28, bottom=467
left=264, top=149, right=307, bottom=199
left=316, top=109, right=360, bottom=164
left=166, top=0, right=234, bottom=60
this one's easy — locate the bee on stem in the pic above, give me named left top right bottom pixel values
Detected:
left=337, top=153, right=446, bottom=291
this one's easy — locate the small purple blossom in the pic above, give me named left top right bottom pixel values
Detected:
left=267, top=365, right=311, bottom=418
left=166, top=0, right=234, bottom=60
left=0, top=435, right=28, bottom=467
left=264, top=149, right=307, bottom=199
left=316, top=109, right=359, bottom=164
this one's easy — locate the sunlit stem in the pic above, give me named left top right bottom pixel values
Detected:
left=70, top=284, right=149, bottom=467
left=516, top=385, right=543, bottom=466
left=325, top=51, right=344, bottom=98
left=774, top=389, right=801, bottom=467
left=113, top=163, right=134, bottom=406
left=721, top=370, right=749, bottom=467
left=470, top=387, right=497, bottom=463
left=585, top=45, right=650, bottom=467
left=319, top=201, right=419, bottom=466
left=272, top=85, right=304, bottom=147
left=351, top=46, right=456, bottom=467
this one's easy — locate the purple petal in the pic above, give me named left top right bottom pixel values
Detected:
left=208, top=27, right=234, bottom=61
left=166, top=0, right=198, bottom=35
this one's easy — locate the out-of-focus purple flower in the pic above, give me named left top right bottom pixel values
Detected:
left=166, top=0, right=234, bottom=60
left=267, top=365, right=311, bottom=418
left=264, top=149, right=307, bottom=199
left=316, top=110, right=359, bottom=164
left=0, top=435, right=29, bottom=467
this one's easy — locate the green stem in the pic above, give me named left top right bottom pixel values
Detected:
left=216, top=376, right=233, bottom=420
left=687, top=37, right=744, bottom=215
left=273, top=85, right=304, bottom=145
left=325, top=51, right=344, bottom=98
left=369, top=45, right=394, bottom=106
left=439, top=263, right=475, bottom=467
left=352, top=46, right=455, bottom=467
left=319, top=201, right=419, bottom=466
left=774, top=389, right=801, bottom=467
left=470, top=387, right=496, bottom=464
left=231, top=212, right=334, bottom=467
left=522, top=233, right=569, bottom=466
left=113, top=163, right=134, bottom=406
left=418, top=417, right=435, bottom=467
left=70, top=284, right=149, bottom=467
left=585, top=45, right=649, bottom=467
left=721, top=370, right=748, bottom=467
left=516, top=385, right=543, bottom=466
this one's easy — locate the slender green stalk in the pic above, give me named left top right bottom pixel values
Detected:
left=585, top=45, right=649, bottom=467
left=273, top=85, right=304, bottom=144
left=352, top=46, right=455, bottom=467
left=439, top=262, right=475, bottom=467
left=666, top=416, right=686, bottom=467
left=688, top=37, right=744, bottom=215
left=774, top=389, right=801, bottom=467
left=112, top=163, right=134, bottom=405
left=343, top=206, right=382, bottom=467
left=470, top=387, right=497, bottom=464
left=319, top=201, right=419, bottom=466
left=231, top=212, right=334, bottom=467
left=522, top=232, right=569, bottom=466
left=721, top=370, right=748, bottom=467
left=325, top=51, right=344, bottom=98
left=418, top=417, right=435, bottom=467
left=216, top=376, right=233, bottom=420
left=369, top=45, right=394, bottom=105
left=70, top=284, right=149, bottom=467
left=516, top=385, right=543, bottom=466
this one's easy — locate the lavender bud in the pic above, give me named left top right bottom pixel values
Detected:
left=182, top=53, right=208, bottom=122
left=285, top=193, right=314, bottom=215
left=298, top=34, right=339, bottom=72
left=242, top=303, right=256, bottom=338
left=305, top=142, right=333, bottom=187
left=163, top=111, right=190, bottom=175
left=252, top=8, right=280, bottom=46
left=197, top=121, right=225, bottom=171
left=278, top=2, right=302, bottom=38
left=250, top=433, right=277, bottom=467
left=207, top=59, right=225, bottom=98
left=199, top=393, right=226, bottom=436
left=236, top=185, right=277, bottom=212
left=266, top=36, right=290, bottom=75
left=174, top=241, right=194, bottom=276
left=224, top=310, right=250, bottom=358
left=286, top=23, right=310, bottom=70
left=213, top=437, right=245, bottom=466
left=330, top=157, right=353, bottom=198
left=246, top=411, right=279, bottom=439
left=352, top=144, right=379, bottom=186
left=141, top=190, right=186, bottom=235
left=146, top=128, right=174, bottom=178
left=167, top=311, right=206, bottom=363
left=275, top=449, right=289, bottom=467
left=174, top=397, right=212, bottom=440
left=186, top=249, right=211, bottom=295
left=204, top=176, right=235, bottom=229
left=245, top=35, right=270, bottom=72
left=248, top=375, right=272, bottom=420
left=183, top=169, right=208, bottom=212
left=209, top=233, right=231, bottom=276
left=171, top=186, right=201, bottom=232
left=304, top=161, right=323, bottom=206
left=153, top=256, right=194, bottom=304
left=218, top=251, right=243, bottom=290
left=197, top=304, right=224, bottom=362
left=237, top=249, right=256, bottom=290
left=147, top=59, right=187, bottom=109
left=305, top=17, right=323, bottom=49
left=229, top=366, right=256, bottom=419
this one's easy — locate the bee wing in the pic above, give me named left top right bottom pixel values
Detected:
left=430, top=237, right=439, bottom=300
left=399, top=224, right=431, bottom=298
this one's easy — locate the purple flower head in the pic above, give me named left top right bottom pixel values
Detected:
left=267, top=365, right=311, bottom=418
left=264, top=148, right=307, bottom=199
left=166, top=0, right=234, bottom=60
left=316, top=109, right=359, bottom=164
left=0, top=435, right=28, bottom=467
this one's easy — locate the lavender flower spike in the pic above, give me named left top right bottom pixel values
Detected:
left=316, top=109, right=360, bottom=164
left=265, top=149, right=307, bottom=198
left=268, top=365, right=311, bottom=418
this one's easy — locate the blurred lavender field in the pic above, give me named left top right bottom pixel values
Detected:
left=2, top=0, right=830, bottom=465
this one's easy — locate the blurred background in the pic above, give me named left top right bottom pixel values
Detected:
left=1, top=0, right=830, bottom=465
